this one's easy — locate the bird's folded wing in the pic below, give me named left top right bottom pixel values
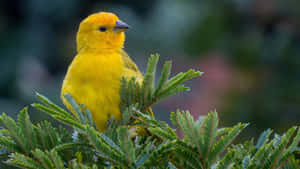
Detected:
left=120, top=49, right=143, bottom=82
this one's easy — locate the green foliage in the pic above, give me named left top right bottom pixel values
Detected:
left=225, top=126, right=300, bottom=169
left=0, top=54, right=299, bottom=168
left=121, top=54, right=202, bottom=115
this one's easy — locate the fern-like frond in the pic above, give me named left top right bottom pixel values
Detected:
left=170, top=110, right=204, bottom=158
left=207, top=122, right=248, bottom=165
left=6, top=152, right=44, bottom=169
left=215, top=150, right=235, bottom=169
left=0, top=112, right=29, bottom=154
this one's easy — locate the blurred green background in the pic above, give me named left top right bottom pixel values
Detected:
left=0, top=0, right=299, bottom=144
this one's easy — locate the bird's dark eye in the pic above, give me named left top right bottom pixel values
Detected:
left=99, top=26, right=107, bottom=32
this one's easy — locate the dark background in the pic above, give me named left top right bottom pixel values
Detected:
left=0, top=0, right=299, bottom=147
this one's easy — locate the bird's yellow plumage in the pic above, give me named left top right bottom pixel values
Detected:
left=61, top=12, right=143, bottom=131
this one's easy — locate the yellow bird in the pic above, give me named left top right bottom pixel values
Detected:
left=61, top=12, right=143, bottom=132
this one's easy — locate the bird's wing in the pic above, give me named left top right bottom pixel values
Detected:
left=120, top=49, right=143, bottom=82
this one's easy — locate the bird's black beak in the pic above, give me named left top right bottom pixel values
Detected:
left=114, top=20, right=129, bottom=32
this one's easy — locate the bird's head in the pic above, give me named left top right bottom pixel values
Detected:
left=76, top=12, right=129, bottom=52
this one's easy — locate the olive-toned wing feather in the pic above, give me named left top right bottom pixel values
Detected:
left=120, top=49, right=143, bottom=82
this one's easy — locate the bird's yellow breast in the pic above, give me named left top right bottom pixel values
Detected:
left=61, top=50, right=124, bottom=131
